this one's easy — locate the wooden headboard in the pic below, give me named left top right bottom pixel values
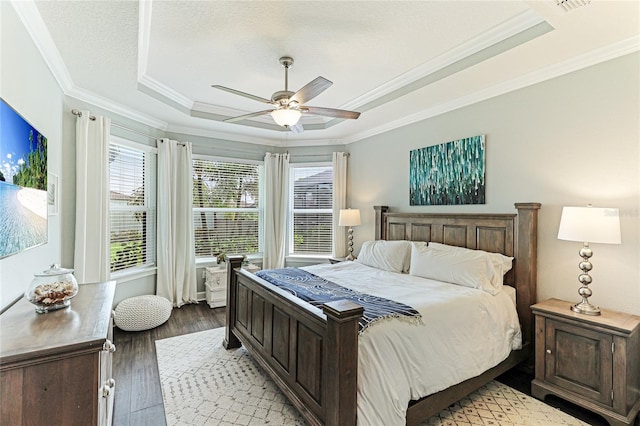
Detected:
left=374, top=203, right=541, bottom=346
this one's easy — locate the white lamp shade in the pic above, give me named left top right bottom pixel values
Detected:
left=339, top=209, right=361, bottom=227
left=558, top=206, right=621, bottom=244
left=271, top=108, right=301, bottom=127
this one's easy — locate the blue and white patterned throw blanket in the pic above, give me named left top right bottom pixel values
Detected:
left=255, top=268, right=422, bottom=334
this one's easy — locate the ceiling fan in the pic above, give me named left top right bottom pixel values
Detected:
left=212, top=56, right=361, bottom=133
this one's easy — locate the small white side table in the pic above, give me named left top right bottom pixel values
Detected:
left=204, top=263, right=260, bottom=308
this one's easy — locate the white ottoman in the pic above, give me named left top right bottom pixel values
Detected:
left=114, top=295, right=172, bottom=331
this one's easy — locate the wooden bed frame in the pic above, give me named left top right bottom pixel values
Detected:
left=224, top=202, right=541, bottom=426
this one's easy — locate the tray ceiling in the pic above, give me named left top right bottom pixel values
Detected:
left=16, top=0, right=640, bottom=146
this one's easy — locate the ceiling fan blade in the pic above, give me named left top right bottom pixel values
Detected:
left=302, top=106, right=361, bottom=120
left=288, top=122, right=304, bottom=134
left=224, top=109, right=273, bottom=123
left=290, top=77, right=332, bottom=105
left=212, top=85, right=273, bottom=104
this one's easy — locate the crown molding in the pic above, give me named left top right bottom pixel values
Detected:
left=166, top=124, right=276, bottom=146
left=166, top=123, right=342, bottom=148
left=342, top=35, right=640, bottom=144
left=13, top=0, right=168, bottom=130
left=137, top=0, right=193, bottom=113
left=138, top=74, right=194, bottom=111
left=341, top=9, right=546, bottom=111
left=138, top=0, right=152, bottom=79
left=10, top=1, right=74, bottom=92
left=66, top=86, right=168, bottom=130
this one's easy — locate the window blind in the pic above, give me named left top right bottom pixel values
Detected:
left=290, top=166, right=333, bottom=254
left=192, top=159, right=260, bottom=257
left=109, top=143, right=156, bottom=273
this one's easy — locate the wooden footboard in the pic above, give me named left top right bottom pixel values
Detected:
left=224, top=255, right=364, bottom=426
left=225, top=202, right=540, bottom=425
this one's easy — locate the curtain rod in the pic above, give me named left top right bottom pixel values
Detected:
left=71, top=109, right=156, bottom=140
left=157, top=139, right=187, bottom=147
left=285, top=151, right=349, bottom=157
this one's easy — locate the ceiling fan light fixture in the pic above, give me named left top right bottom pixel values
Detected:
left=271, top=108, right=301, bottom=127
left=212, top=56, right=360, bottom=131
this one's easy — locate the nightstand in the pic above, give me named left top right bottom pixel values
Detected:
left=205, top=263, right=260, bottom=307
left=328, top=257, right=347, bottom=264
left=531, top=298, right=640, bottom=426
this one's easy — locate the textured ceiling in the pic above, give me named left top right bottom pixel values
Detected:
left=24, top=0, right=640, bottom=146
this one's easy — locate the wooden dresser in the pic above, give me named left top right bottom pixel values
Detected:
left=0, top=281, right=117, bottom=425
left=532, top=298, right=640, bottom=426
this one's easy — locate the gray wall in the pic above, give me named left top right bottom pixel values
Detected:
left=347, top=53, right=640, bottom=315
left=0, top=2, right=64, bottom=310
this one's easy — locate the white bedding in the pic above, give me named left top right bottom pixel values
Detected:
left=303, top=261, right=522, bottom=426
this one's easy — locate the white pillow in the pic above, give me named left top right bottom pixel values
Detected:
left=356, top=240, right=413, bottom=273
left=428, top=242, right=514, bottom=282
left=409, top=242, right=512, bottom=295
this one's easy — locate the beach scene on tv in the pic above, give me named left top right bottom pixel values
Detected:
left=0, top=99, right=48, bottom=259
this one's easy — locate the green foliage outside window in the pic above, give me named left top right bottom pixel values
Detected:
left=193, top=160, right=259, bottom=257
left=108, top=144, right=151, bottom=273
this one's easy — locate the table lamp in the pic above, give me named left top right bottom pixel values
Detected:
left=339, top=209, right=361, bottom=261
left=557, top=205, right=621, bottom=315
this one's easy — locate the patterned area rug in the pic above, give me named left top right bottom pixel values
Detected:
left=156, top=328, right=588, bottom=426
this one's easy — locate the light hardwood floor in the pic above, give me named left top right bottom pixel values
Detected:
left=112, top=302, right=616, bottom=426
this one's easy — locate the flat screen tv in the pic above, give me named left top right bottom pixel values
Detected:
left=0, top=98, right=48, bottom=259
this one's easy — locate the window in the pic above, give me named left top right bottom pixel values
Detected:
left=289, top=165, right=333, bottom=255
left=192, top=158, right=260, bottom=258
left=109, top=139, right=157, bottom=273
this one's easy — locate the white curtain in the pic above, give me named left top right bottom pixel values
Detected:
left=263, top=152, right=289, bottom=269
left=156, top=139, right=197, bottom=307
left=332, top=152, right=348, bottom=257
left=74, top=111, right=111, bottom=283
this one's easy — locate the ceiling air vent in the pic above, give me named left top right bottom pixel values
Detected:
left=556, top=0, right=591, bottom=12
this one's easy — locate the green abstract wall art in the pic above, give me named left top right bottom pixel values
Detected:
left=410, top=135, right=485, bottom=206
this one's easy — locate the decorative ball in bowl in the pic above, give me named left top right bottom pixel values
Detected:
left=25, top=264, right=78, bottom=314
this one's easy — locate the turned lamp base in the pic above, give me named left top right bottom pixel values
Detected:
left=571, top=243, right=600, bottom=316
left=346, top=227, right=356, bottom=261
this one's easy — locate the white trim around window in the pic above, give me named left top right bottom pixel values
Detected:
left=108, top=137, right=157, bottom=274
left=192, top=156, right=262, bottom=260
left=287, top=163, right=334, bottom=257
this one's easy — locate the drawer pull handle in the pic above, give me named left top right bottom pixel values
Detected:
left=101, top=379, right=116, bottom=398
left=546, top=349, right=552, bottom=354
left=103, top=340, right=117, bottom=353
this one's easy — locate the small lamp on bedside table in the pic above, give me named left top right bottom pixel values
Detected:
left=557, top=205, right=621, bottom=316
left=339, top=208, right=361, bottom=261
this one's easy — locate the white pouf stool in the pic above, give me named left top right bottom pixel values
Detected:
left=114, top=295, right=172, bottom=331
